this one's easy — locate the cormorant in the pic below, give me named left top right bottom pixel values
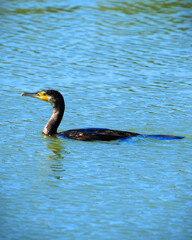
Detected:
left=21, top=90, right=184, bottom=141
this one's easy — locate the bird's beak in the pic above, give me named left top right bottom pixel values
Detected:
left=21, top=92, right=39, bottom=98
left=21, top=92, right=50, bottom=102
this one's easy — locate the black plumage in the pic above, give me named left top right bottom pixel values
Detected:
left=21, top=90, right=184, bottom=141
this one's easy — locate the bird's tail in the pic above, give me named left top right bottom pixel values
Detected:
left=140, top=134, right=184, bottom=140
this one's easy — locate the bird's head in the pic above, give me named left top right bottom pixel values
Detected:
left=21, top=90, right=64, bottom=105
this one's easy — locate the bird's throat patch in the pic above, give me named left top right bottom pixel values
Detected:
left=38, top=91, right=50, bottom=102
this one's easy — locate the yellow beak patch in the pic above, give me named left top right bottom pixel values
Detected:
left=37, top=91, right=50, bottom=102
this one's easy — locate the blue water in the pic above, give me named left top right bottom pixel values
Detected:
left=0, top=0, right=192, bottom=239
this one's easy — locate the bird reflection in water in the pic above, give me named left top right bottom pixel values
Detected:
left=44, top=136, right=68, bottom=180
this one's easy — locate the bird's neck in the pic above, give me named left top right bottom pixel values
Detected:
left=43, top=101, right=65, bottom=136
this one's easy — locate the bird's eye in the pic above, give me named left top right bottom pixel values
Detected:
left=42, top=92, right=46, bottom=96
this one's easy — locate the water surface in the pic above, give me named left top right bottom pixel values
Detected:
left=0, top=0, right=192, bottom=239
